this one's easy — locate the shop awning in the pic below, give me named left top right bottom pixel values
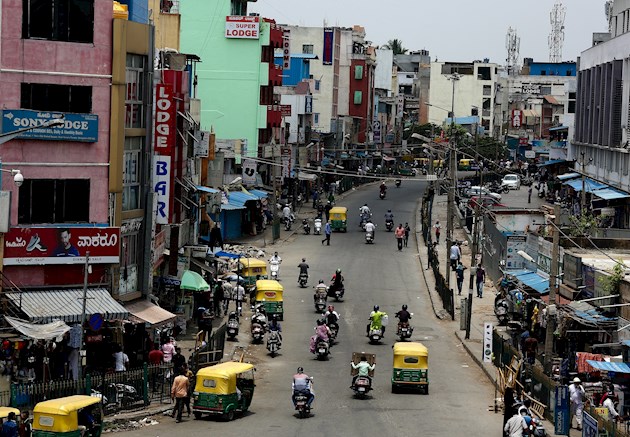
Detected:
left=592, top=187, right=630, bottom=200
left=180, top=270, right=211, bottom=292
left=221, top=202, right=246, bottom=211
left=563, top=178, right=607, bottom=192
left=544, top=95, right=560, bottom=105
left=586, top=360, right=630, bottom=373
left=298, top=171, right=317, bottom=181
left=538, top=159, right=568, bottom=167
left=549, top=125, right=568, bottom=132
left=563, top=301, right=618, bottom=328
left=557, top=172, right=580, bottom=181
left=523, top=109, right=539, bottom=117
left=249, top=189, right=269, bottom=199
left=5, top=288, right=128, bottom=323
left=214, top=251, right=242, bottom=259
left=196, top=186, right=220, bottom=194
left=227, top=191, right=258, bottom=207
left=125, top=300, right=176, bottom=326
left=5, top=316, right=71, bottom=340
left=509, top=269, right=549, bottom=294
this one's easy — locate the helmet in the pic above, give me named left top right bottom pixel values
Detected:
left=336, top=268, right=341, bottom=274
left=317, top=319, right=324, bottom=326
left=327, top=305, right=334, bottom=312
left=364, top=203, right=368, bottom=206
left=302, top=258, right=306, bottom=262
left=271, top=314, right=278, bottom=321
left=297, top=367, right=304, bottom=373
left=387, top=209, right=391, bottom=213
left=319, top=279, right=324, bottom=284
left=402, top=305, right=408, bottom=311
left=373, top=305, right=379, bottom=311
left=274, top=251, right=278, bottom=256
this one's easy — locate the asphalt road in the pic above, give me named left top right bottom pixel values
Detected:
left=119, top=180, right=503, bottom=437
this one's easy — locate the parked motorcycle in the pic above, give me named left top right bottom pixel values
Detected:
left=494, top=293, right=510, bottom=325
left=270, top=260, right=280, bottom=280
left=352, top=376, right=373, bottom=398
left=385, top=219, right=394, bottom=232
left=365, top=231, right=374, bottom=244
left=299, top=272, right=308, bottom=288
left=302, top=219, right=310, bottom=235
left=313, top=218, right=322, bottom=235
left=316, top=339, right=330, bottom=360
left=397, top=321, right=414, bottom=341
left=294, top=392, right=311, bottom=418
left=226, top=312, right=239, bottom=340
left=267, top=330, right=281, bottom=357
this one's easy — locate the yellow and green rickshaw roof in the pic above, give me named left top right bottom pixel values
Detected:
left=33, top=395, right=101, bottom=416
left=393, top=341, right=428, bottom=356
left=0, top=407, right=20, bottom=418
left=239, top=258, right=267, bottom=268
left=329, top=206, right=347, bottom=214
left=255, top=279, right=283, bottom=292
left=196, top=361, right=255, bottom=379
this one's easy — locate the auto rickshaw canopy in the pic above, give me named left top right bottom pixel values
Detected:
left=0, top=407, right=20, bottom=419
left=329, top=207, right=347, bottom=218
left=33, top=395, right=101, bottom=432
left=255, top=279, right=283, bottom=293
left=195, top=362, right=255, bottom=394
left=392, top=342, right=428, bottom=369
left=239, top=258, right=267, bottom=270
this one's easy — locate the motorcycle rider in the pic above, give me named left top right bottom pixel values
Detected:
left=380, top=182, right=387, bottom=194
left=364, top=219, right=376, bottom=241
left=269, top=251, right=282, bottom=277
left=366, top=305, right=387, bottom=337
left=314, top=280, right=328, bottom=303
left=351, top=355, right=375, bottom=386
left=292, top=367, right=314, bottom=408
left=314, top=319, right=332, bottom=344
left=297, top=258, right=309, bottom=283
left=323, top=305, right=340, bottom=326
left=359, top=203, right=371, bottom=216
left=282, top=204, right=292, bottom=223
left=384, top=210, right=394, bottom=230
left=329, top=268, right=344, bottom=295
left=395, top=305, right=412, bottom=323
left=268, top=314, right=283, bottom=343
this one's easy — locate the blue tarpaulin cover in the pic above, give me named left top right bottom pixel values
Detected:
left=509, top=269, right=549, bottom=294
left=586, top=360, right=630, bottom=373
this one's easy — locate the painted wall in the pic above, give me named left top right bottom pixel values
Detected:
left=180, top=1, right=270, bottom=158
left=0, top=0, right=113, bottom=225
left=149, top=0, right=180, bottom=50
left=528, top=62, right=576, bottom=76
left=349, top=59, right=369, bottom=143
left=273, top=56, right=311, bottom=86
left=118, top=0, right=149, bottom=23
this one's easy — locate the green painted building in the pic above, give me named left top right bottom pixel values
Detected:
left=180, top=0, right=283, bottom=160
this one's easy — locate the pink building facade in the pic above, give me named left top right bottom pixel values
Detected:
left=0, top=0, right=115, bottom=288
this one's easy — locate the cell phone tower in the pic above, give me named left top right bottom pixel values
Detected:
left=506, top=27, right=520, bottom=76
left=548, top=1, right=566, bottom=63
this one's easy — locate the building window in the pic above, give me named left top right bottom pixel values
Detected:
left=302, top=44, right=313, bottom=54
left=568, top=92, right=576, bottom=114
left=354, top=91, right=362, bottom=105
left=354, top=65, right=363, bottom=80
left=477, top=67, right=491, bottom=80
left=123, top=137, right=143, bottom=211
left=314, top=80, right=321, bottom=91
left=314, top=113, right=319, bottom=124
left=230, top=0, right=247, bottom=15
left=21, top=83, right=92, bottom=113
left=22, top=0, right=94, bottom=43
left=483, top=85, right=491, bottom=96
left=18, top=179, right=90, bottom=224
left=541, top=86, right=552, bottom=95
left=126, top=55, right=147, bottom=129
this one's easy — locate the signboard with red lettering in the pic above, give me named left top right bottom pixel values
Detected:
left=512, top=109, right=522, bottom=128
left=3, top=226, right=120, bottom=265
left=154, top=84, right=175, bottom=155
left=225, top=16, right=260, bottom=39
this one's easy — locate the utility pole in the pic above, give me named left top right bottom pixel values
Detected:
left=77, top=252, right=90, bottom=383
left=446, top=73, right=460, bottom=291
left=271, top=133, right=281, bottom=243
left=544, top=203, right=560, bottom=371
left=466, top=142, right=483, bottom=339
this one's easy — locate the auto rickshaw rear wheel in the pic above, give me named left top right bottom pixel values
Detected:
left=223, top=410, right=235, bottom=421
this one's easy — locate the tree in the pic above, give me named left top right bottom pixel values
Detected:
left=382, top=39, right=408, bottom=55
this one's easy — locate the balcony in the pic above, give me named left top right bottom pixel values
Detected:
left=160, top=0, right=179, bottom=14
left=266, top=21, right=284, bottom=49
left=269, top=63, right=283, bottom=86
left=267, top=105, right=282, bottom=128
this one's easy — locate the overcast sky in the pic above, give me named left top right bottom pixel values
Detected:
left=251, top=0, right=607, bottom=65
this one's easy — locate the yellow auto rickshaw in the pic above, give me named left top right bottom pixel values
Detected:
left=391, top=342, right=429, bottom=394
left=33, top=395, right=103, bottom=437
left=433, top=159, right=444, bottom=169
left=238, top=258, right=268, bottom=286
left=0, top=407, right=20, bottom=426
left=329, top=206, right=347, bottom=232
left=254, top=279, right=284, bottom=320
left=192, top=361, right=255, bottom=421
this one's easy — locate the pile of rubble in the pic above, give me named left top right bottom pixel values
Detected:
left=104, top=417, right=159, bottom=433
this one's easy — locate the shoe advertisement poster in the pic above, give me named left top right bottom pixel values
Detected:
left=3, top=226, right=120, bottom=265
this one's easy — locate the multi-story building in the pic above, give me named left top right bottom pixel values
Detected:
left=394, top=50, right=431, bottom=126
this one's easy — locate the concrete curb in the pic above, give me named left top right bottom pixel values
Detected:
left=454, top=330, right=497, bottom=385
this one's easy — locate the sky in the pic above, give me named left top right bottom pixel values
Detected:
left=250, top=0, right=608, bottom=65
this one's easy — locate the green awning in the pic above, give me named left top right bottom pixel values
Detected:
left=180, top=270, right=210, bottom=291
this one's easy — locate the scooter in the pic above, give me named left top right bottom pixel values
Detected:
left=267, top=330, right=281, bottom=357
left=251, top=323, right=265, bottom=343
left=351, top=376, right=373, bottom=399
left=379, top=191, right=386, bottom=200
left=328, top=322, right=339, bottom=343
left=270, top=260, right=280, bottom=280
left=313, top=218, right=322, bottom=235
left=397, top=322, right=414, bottom=341
left=365, top=231, right=374, bottom=244
left=327, top=284, right=345, bottom=301
left=494, top=294, right=510, bottom=325
left=284, top=213, right=295, bottom=231
left=302, top=219, right=310, bottom=235
left=316, top=339, right=330, bottom=360
left=395, top=179, right=401, bottom=188
left=359, top=214, right=370, bottom=230
left=314, top=297, right=327, bottom=313
left=294, top=392, right=311, bottom=418
left=385, top=219, right=394, bottom=232
left=368, top=327, right=383, bottom=344
left=226, top=312, right=239, bottom=340
left=299, top=272, right=308, bottom=288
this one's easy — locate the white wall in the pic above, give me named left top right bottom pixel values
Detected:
left=337, top=28, right=352, bottom=117
left=374, top=49, right=393, bottom=91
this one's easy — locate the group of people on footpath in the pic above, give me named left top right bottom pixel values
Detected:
left=444, top=234, right=486, bottom=298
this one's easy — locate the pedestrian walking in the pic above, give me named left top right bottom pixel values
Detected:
left=455, top=261, right=466, bottom=295
left=312, top=189, right=319, bottom=209
left=476, top=263, right=486, bottom=298
left=403, top=222, right=411, bottom=247
left=569, top=377, right=585, bottom=431
left=395, top=224, right=405, bottom=251
left=449, top=241, right=461, bottom=269
left=527, top=186, right=532, bottom=204
left=222, top=281, right=233, bottom=314
left=212, top=280, right=224, bottom=317
left=183, top=366, right=194, bottom=417
left=234, top=282, right=246, bottom=316
left=171, top=366, right=190, bottom=423
left=433, top=220, right=441, bottom=244
left=324, top=201, right=333, bottom=222
left=321, top=221, right=332, bottom=246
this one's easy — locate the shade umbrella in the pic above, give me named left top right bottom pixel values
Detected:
left=180, top=270, right=211, bottom=292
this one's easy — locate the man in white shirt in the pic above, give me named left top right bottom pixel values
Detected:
left=234, top=283, right=246, bottom=316
left=569, top=377, right=585, bottom=430
left=359, top=204, right=370, bottom=216
left=503, top=411, right=527, bottom=437
left=112, top=345, right=129, bottom=372
left=282, top=205, right=291, bottom=221
left=364, top=220, right=376, bottom=241
left=603, top=392, right=620, bottom=421
left=449, top=242, right=461, bottom=269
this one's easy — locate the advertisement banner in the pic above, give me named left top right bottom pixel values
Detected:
left=282, top=29, right=291, bottom=70
left=281, top=147, right=291, bottom=179
left=225, top=16, right=260, bottom=39
left=154, top=84, right=175, bottom=155
left=242, top=159, right=257, bottom=186
left=483, top=322, right=493, bottom=363
left=554, top=385, right=570, bottom=435
left=323, top=28, right=334, bottom=65
left=1, top=110, right=98, bottom=142
left=153, top=155, right=171, bottom=224
left=3, top=226, right=119, bottom=265
left=581, top=411, right=597, bottom=437
left=194, top=130, right=210, bottom=157
left=512, top=109, right=522, bottom=128
left=280, top=105, right=292, bottom=117
left=373, top=120, right=381, bottom=144
left=506, top=235, right=527, bottom=270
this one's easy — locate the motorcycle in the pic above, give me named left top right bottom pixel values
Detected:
left=379, top=191, right=386, bottom=200
left=314, top=297, right=327, bottom=313
left=316, top=339, right=330, bottom=360
left=284, top=213, right=295, bottom=231
left=327, top=284, right=344, bottom=301
left=365, top=231, right=374, bottom=244
left=299, top=272, right=308, bottom=288
left=328, top=322, right=339, bottom=343
left=226, top=312, right=239, bottom=340
left=359, top=213, right=370, bottom=230
left=267, top=330, right=281, bottom=357
left=368, top=327, right=383, bottom=344
left=385, top=219, right=394, bottom=232
left=294, top=392, right=311, bottom=418
left=302, top=219, right=310, bottom=235
left=270, top=260, right=280, bottom=280
left=251, top=323, right=265, bottom=344
left=313, top=218, right=322, bottom=235
left=494, top=294, right=510, bottom=325
left=397, top=322, right=414, bottom=341
left=521, top=176, right=534, bottom=186
left=352, top=376, right=373, bottom=398
left=395, top=179, right=401, bottom=188
left=537, top=186, right=546, bottom=198
left=529, top=416, right=547, bottom=437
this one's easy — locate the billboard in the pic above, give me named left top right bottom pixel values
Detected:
left=323, top=28, right=334, bottom=65
left=3, top=226, right=120, bottom=265
left=154, top=84, right=175, bottom=155
left=1, top=110, right=98, bottom=142
left=225, top=16, right=260, bottom=39
left=153, top=155, right=172, bottom=224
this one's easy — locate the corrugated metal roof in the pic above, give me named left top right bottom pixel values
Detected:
left=221, top=203, right=246, bottom=211
left=249, top=189, right=269, bottom=199
left=538, top=159, right=568, bottom=167
left=509, top=269, right=549, bottom=294
left=6, top=288, right=128, bottom=323
left=592, top=187, right=630, bottom=200
left=227, top=191, right=258, bottom=207
left=196, top=186, right=220, bottom=194
left=557, top=172, right=580, bottom=181
left=563, top=178, right=607, bottom=192
left=586, top=360, right=630, bottom=373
